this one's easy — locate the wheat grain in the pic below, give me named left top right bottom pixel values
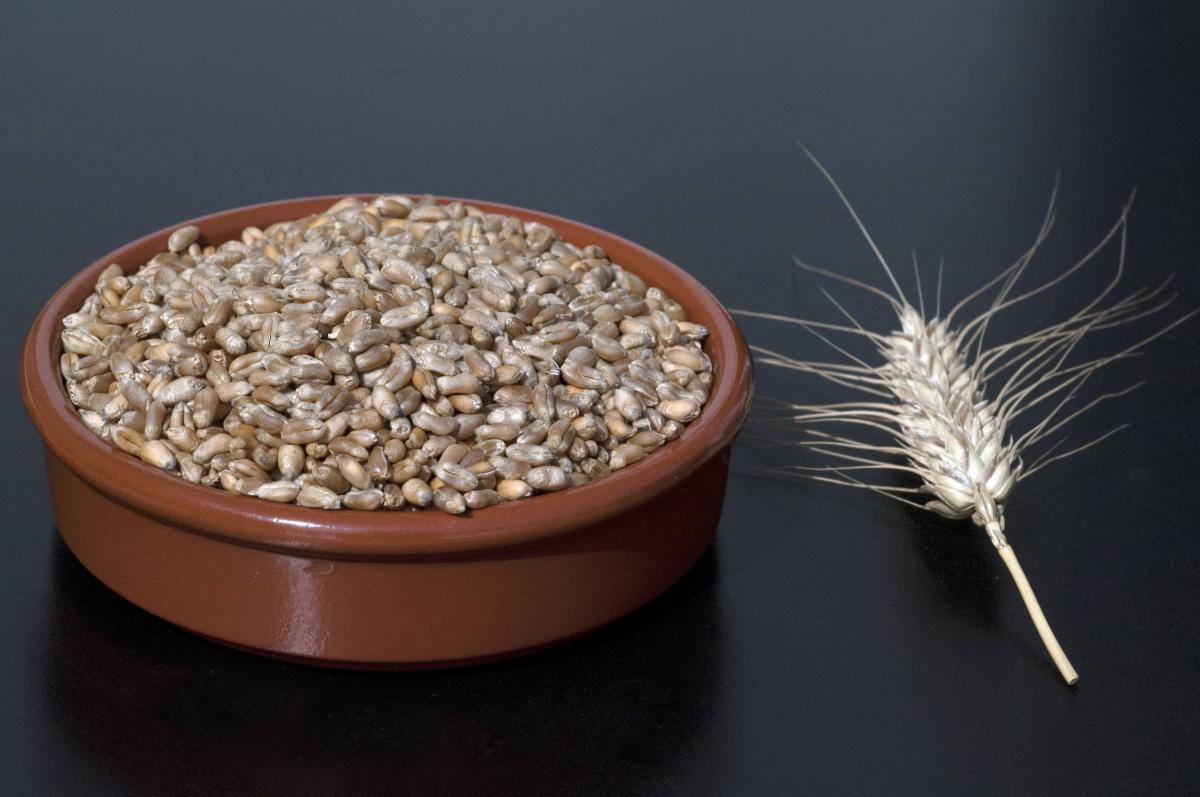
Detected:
left=60, top=197, right=715, bottom=514
left=737, top=148, right=1197, bottom=685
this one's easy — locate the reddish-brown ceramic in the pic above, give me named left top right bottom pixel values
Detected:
left=21, top=196, right=753, bottom=668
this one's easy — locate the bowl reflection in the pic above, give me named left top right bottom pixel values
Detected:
left=43, top=534, right=725, bottom=795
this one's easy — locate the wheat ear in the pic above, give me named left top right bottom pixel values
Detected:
left=737, top=148, right=1196, bottom=685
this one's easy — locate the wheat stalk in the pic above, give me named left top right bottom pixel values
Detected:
left=737, top=148, right=1196, bottom=685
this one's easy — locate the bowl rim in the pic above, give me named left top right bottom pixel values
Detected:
left=21, top=195, right=753, bottom=558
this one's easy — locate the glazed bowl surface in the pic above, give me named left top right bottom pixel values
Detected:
left=21, top=195, right=753, bottom=667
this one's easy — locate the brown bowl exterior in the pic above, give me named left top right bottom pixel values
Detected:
left=21, top=196, right=753, bottom=667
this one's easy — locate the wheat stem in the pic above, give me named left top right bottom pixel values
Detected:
left=995, top=541, right=1079, bottom=686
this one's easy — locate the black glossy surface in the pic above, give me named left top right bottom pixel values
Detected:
left=3, top=2, right=1199, bottom=794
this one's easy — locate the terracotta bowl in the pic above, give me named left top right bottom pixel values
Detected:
left=21, top=196, right=753, bottom=668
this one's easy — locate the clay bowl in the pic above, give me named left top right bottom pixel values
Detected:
left=21, top=195, right=753, bottom=668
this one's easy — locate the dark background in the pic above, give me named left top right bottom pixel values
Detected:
left=3, top=1, right=1199, bottom=794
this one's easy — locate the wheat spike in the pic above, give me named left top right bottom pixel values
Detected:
left=737, top=147, right=1197, bottom=685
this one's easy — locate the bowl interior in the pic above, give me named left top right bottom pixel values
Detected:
left=22, top=196, right=753, bottom=557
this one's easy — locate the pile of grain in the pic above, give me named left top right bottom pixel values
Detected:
left=59, top=196, right=713, bottom=513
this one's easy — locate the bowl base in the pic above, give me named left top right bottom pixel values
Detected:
left=48, top=448, right=731, bottom=667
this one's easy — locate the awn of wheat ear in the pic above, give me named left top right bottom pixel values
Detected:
left=737, top=149, right=1195, bottom=685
